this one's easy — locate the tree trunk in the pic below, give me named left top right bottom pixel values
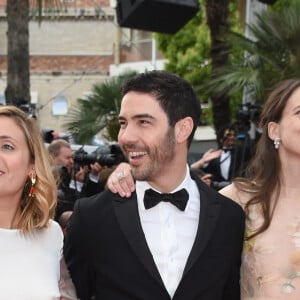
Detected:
left=205, top=0, right=231, bottom=145
left=5, top=0, right=30, bottom=106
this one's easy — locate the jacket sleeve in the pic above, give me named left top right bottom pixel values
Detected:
left=222, top=209, right=245, bottom=300
left=63, top=200, right=96, bottom=300
left=80, top=176, right=104, bottom=198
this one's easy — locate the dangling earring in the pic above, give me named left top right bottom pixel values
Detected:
left=28, top=172, right=36, bottom=198
left=274, top=138, right=281, bottom=150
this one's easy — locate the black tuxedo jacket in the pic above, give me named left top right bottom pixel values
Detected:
left=64, top=172, right=245, bottom=300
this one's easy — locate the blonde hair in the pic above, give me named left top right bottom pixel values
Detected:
left=0, top=106, right=57, bottom=233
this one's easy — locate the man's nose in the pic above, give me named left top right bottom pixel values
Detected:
left=118, top=124, right=139, bottom=144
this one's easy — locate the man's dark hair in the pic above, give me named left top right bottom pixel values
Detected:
left=121, top=70, right=201, bottom=147
left=217, top=123, right=237, bottom=147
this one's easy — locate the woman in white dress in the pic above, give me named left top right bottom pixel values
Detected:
left=0, top=106, right=76, bottom=300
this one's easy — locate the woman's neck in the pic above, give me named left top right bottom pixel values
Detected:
left=0, top=199, right=21, bottom=229
left=280, top=158, right=300, bottom=190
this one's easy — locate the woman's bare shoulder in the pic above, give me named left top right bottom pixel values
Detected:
left=219, top=182, right=251, bottom=209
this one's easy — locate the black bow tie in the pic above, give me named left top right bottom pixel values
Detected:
left=223, top=148, right=233, bottom=153
left=143, top=188, right=189, bottom=211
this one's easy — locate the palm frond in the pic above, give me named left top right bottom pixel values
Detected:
left=205, top=1, right=300, bottom=104
left=63, top=71, right=137, bottom=144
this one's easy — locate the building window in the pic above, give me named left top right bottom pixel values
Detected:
left=52, top=94, right=68, bottom=115
left=31, top=91, right=38, bottom=104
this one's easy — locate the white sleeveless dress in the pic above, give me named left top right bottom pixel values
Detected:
left=0, top=220, right=63, bottom=300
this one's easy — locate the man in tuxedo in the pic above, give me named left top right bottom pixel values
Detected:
left=48, top=139, right=104, bottom=221
left=63, top=70, right=245, bottom=300
left=191, top=125, right=252, bottom=190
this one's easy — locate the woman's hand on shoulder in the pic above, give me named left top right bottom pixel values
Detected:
left=106, top=162, right=135, bottom=197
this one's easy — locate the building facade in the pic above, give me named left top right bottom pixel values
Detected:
left=0, top=0, right=165, bottom=132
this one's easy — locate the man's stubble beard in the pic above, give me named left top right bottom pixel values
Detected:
left=131, top=127, right=176, bottom=181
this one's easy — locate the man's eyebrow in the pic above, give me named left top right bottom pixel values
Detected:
left=118, top=114, right=155, bottom=121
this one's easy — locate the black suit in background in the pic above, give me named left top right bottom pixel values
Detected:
left=202, top=142, right=252, bottom=190
left=64, top=172, right=245, bottom=300
left=54, top=166, right=104, bottom=221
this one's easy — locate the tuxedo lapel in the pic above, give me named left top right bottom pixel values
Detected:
left=183, top=177, right=221, bottom=276
left=214, top=157, right=223, bottom=180
left=113, top=193, right=165, bottom=289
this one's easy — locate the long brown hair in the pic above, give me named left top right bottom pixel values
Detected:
left=234, top=79, right=300, bottom=239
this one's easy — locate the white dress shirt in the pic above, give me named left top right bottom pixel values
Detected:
left=136, top=165, right=200, bottom=297
left=220, top=150, right=231, bottom=180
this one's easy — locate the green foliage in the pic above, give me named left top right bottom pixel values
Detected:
left=272, top=0, right=296, bottom=11
left=155, top=1, right=211, bottom=125
left=201, top=0, right=300, bottom=106
left=156, top=2, right=210, bottom=91
left=154, top=0, right=300, bottom=129
left=63, top=71, right=137, bottom=144
left=155, top=0, right=244, bottom=127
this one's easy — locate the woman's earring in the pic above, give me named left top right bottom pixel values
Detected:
left=28, top=172, right=36, bottom=198
left=274, top=138, right=281, bottom=150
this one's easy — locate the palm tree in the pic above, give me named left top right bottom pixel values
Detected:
left=64, top=71, right=137, bottom=144
left=205, top=0, right=231, bottom=144
left=156, top=0, right=233, bottom=142
left=5, top=0, right=30, bottom=106
left=5, top=0, right=61, bottom=106
left=202, top=0, right=300, bottom=106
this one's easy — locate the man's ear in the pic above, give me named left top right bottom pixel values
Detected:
left=268, top=121, right=280, bottom=141
left=175, top=117, right=193, bottom=144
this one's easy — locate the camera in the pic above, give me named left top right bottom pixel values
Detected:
left=235, top=102, right=263, bottom=134
left=73, top=144, right=125, bottom=168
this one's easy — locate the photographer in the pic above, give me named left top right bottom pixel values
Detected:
left=48, top=139, right=106, bottom=221
left=190, top=123, right=252, bottom=190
